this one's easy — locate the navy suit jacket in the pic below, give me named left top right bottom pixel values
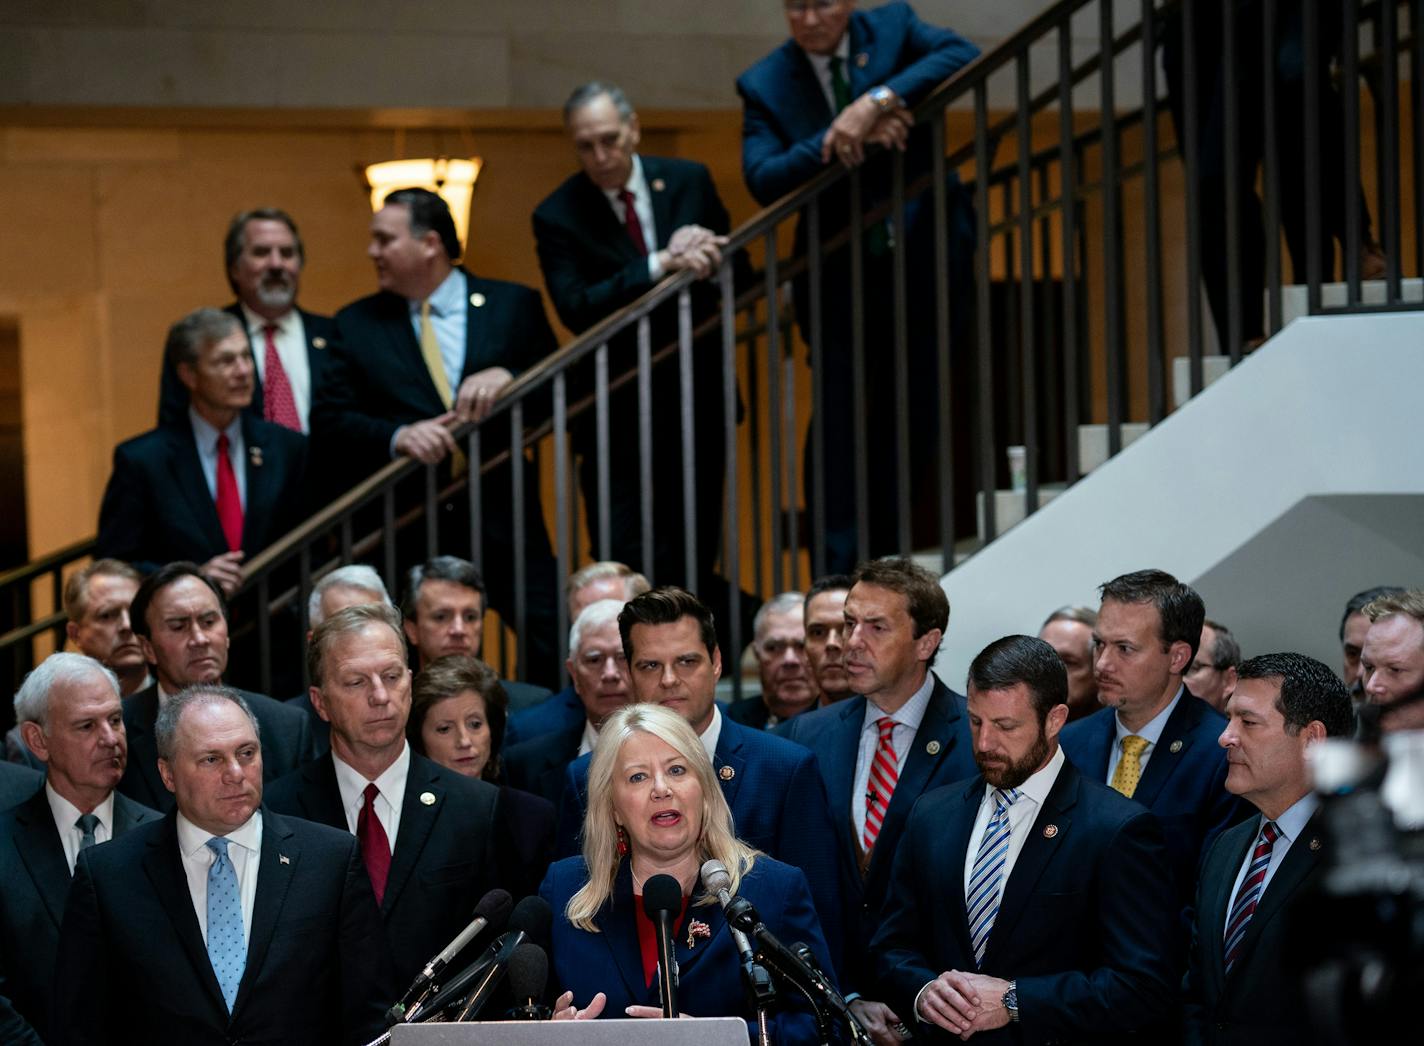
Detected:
left=1183, top=809, right=1327, bottom=1045
left=779, top=675, right=976, bottom=992
left=737, top=1, right=980, bottom=209
left=0, top=787, right=158, bottom=1045
left=873, top=759, right=1179, bottom=1044
left=312, top=268, right=556, bottom=491
left=554, top=714, right=844, bottom=964
left=53, top=807, right=392, bottom=1046
left=540, top=855, right=835, bottom=1044
left=503, top=725, right=583, bottom=807
left=0, top=762, right=41, bottom=812
left=95, top=412, right=308, bottom=574
left=505, top=685, right=584, bottom=748
left=117, top=684, right=313, bottom=814
left=264, top=750, right=503, bottom=987
left=1059, top=692, right=1249, bottom=952
left=157, top=304, right=336, bottom=429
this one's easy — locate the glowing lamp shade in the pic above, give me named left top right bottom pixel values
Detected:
left=364, top=157, right=482, bottom=252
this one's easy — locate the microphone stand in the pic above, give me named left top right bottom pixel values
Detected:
left=732, top=926, right=776, bottom=1046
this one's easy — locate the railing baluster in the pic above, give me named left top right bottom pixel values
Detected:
left=1304, top=0, right=1324, bottom=312
left=594, top=343, right=611, bottom=560
left=1016, top=50, right=1039, bottom=516
left=1414, top=0, right=1423, bottom=279
left=298, top=546, right=312, bottom=688
left=765, top=233, right=784, bottom=594
left=424, top=464, right=439, bottom=558
left=1184, top=0, right=1205, bottom=390
left=745, top=312, right=765, bottom=598
left=467, top=429, right=482, bottom=572
left=1222, top=0, right=1243, bottom=361
left=340, top=515, right=353, bottom=563
left=849, top=170, right=870, bottom=565
left=975, top=83, right=997, bottom=542
left=1263, top=0, right=1283, bottom=335
left=782, top=315, right=800, bottom=589
left=637, top=317, right=654, bottom=583
left=1378, top=0, right=1402, bottom=299
left=808, top=200, right=827, bottom=579
left=1343, top=0, right=1362, bottom=304
left=678, top=289, right=698, bottom=592
left=510, top=404, right=527, bottom=680
left=1143, top=0, right=1165, bottom=417
left=382, top=488, right=397, bottom=592
left=1101, top=0, right=1125, bottom=456
left=553, top=372, right=570, bottom=685
left=892, top=149, right=913, bottom=551
left=1059, top=17, right=1081, bottom=485
left=720, top=261, right=742, bottom=702
left=932, top=117, right=955, bottom=573
left=257, top=575, right=272, bottom=697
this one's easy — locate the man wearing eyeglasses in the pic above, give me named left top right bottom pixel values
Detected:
left=737, top=2, right=981, bottom=573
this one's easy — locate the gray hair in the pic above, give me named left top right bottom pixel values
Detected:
left=308, top=603, right=407, bottom=688
left=13, top=653, right=120, bottom=729
left=753, top=592, right=805, bottom=643
left=569, top=598, right=627, bottom=654
left=1202, top=619, right=1242, bottom=669
left=154, top=686, right=260, bottom=762
left=402, top=556, right=484, bottom=620
left=164, top=307, right=243, bottom=371
left=1042, top=605, right=1098, bottom=630
left=565, top=561, right=650, bottom=603
left=308, top=565, right=393, bottom=627
left=563, top=81, right=635, bottom=124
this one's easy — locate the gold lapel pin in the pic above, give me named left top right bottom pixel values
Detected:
left=855, top=52, right=869, bottom=68
left=1309, top=837, right=1322, bottom=851
left=926, top=740, right=941, bottom=755
left=1169, top=740, right=1183, bottom=753
left=469, top=292, right=486, bottom=308
left=1042, top=824, right=1059, bottom=839
left=312, top=336, right=327, bottom=350
left=651, top=178, right=666, bottom=192
left=248, top=446, right=263, bottom=468
left=420, top=791, right=437, bottom=806
left=279, top=853, right=290, bottom=865
left=718, top=766, right=735, bottom=781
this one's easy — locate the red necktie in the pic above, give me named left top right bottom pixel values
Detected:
left=261, top=324, right=302, bottom=432
left=620, top=188, right=648, bottom=255
left=357, top=782, right=392, bottom=904
left=1223, top=820, right=1279, bottom=973
left=863, top=716, right=900, bottom=851
left=214, top=432, right=243, bottom=553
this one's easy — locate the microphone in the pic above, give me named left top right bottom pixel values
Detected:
left=386, top=888, right=512, bottom=1025
left=505, top=943, right=552, bottom=1020
left=642, top=874, right=683, bottom=1019
left=448, top=895, right=557, bottom=1023
left=701, top=859, right=777, bottom=1042
left=724, top=895, right=856, bottom=1023
left=701, top=860, right=761, bottom=966
left=508, top=894, right=555, bottom=953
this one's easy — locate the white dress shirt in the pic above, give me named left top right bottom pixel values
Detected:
left=1106, top=686, right=1183, bottom=783
left=189, top=407, right=247, bottom=510
left=333, top=742, right=412, bottom=847
left=177, top=809, right=262, bottom=945
left=240, top=303, right=311, bottom=432
left=852, top=671, right=936, bottom=843
left=1222, top=792, right=1320, bottom=935
left=578, top=718, right=600, bottom=758
left=46, top=783, right=115, bottom=874
left=601, top=155, right=664, bottom=282
left=803, top=34, right=852, bottom=114
left=700, top=704, right=725, bottom=764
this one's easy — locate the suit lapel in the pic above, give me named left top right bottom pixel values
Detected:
left=1132, top=694, right=1202, bottom=808
left=376, top=292, right=446, bottom=408
left=113, top=792, right=155, bottom=835
left=824, top=698, right=866, bottom=869
left=713, top=721, right=748, bottom=813
left=984, top=763, right=1080, bottom=967
left=1203, top=820, right=1255, bottom=987
left=1227, top=811, right=1324, bottom=987
left=298, top=755, right=347, bottom=829
left=383, top=754, right=442, bottom=914
left=571, top=174, right=642, bottom=261
left=1075, top=710, right=1116, bottom=780
left=164, top=427, right=229, bottom=554
left=940, top=779, right=985, bottom=962
left=143, top=813, right=229, bottom=1016
left=642, top=156, right=674, bottom=251
left=239, top=414, right=273, bottom=550
left=127, top=687, right=171, bottom=808
left=787, top=45, right=835, bottom=127
left=460, top=270, right=486, bottom=383
left=12, top=791, right=72, bottom=927
left=231, top=810, right=298, bottom=1019
left=594, top=861, right=655, bottom=1005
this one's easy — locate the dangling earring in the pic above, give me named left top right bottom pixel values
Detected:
left=616, top=825, right=629, bottom=857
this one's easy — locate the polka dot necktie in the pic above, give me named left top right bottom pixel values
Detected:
left=205, top=837, right=246, bottom=1013
left=1111, top=735, right=1150, bottom=798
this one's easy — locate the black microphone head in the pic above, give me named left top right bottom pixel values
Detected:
left=507, top=942, right=549, bottom=1002
left=508, top=895, right=554, bottom=950
left=476, top=888, right=514, bottom=930
left=700, top=859, right=731, bottom=896
left=642, top=874, right=684, bottom=917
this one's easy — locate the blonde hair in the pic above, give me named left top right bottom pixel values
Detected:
left=565, top=703, right=758, bottom=931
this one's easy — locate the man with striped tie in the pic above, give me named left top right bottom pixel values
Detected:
left=1183, top=653, right=1353, bottom=1044
left=873, top=635, right=1178, bottom=1044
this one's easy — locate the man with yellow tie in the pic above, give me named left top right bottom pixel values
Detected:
left=313, top=188, right=561, bottom=686
left=1059, top=569, right=1249, bottom=969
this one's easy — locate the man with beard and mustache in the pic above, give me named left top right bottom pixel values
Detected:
left=158, top=208, right=335, bottom=434
left=873, top=635, right=1177, bottom=1045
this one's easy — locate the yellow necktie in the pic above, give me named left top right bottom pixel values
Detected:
left=1111, top=735, right=1150, bottom=798
left=419, top=299, right=454, bottom=409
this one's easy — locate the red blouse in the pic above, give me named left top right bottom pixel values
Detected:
left=632, top=892, right=691, bottom=987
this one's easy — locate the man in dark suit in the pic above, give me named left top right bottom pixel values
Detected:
left=158, top=208, right=335, bottom=433
left=737, top=1, right=980, bottom=567
left=401, top=556, right=551, bottom=713
left=552, top=586, right=844, bottom=963
left=0, top=653, right=160, bottom=1044
left=802, top=573, right=854, bottom=705
left=780, top=557, right=976, bottom=1042
left=0, top=762, right=40, bottom=811
left=52, top=686, right=393, bottom=1045
left=98, top=308, right=308, bottom=598
left=312, top=187, right=560, bottom=685
left=1060, top=569, right=1248, bottom=959
left=1184, top=652, right=1354, bottom=1045
left=729, top=590, right=819, bottom=730
left=533, top=82, right=748, bottom=615
left=873, top=635, right=1178, bottom=1044
left=505, top=597, right=633, bottom=805
left=265, top=603, right=504, bottom=988
left=118, top=563, right=313, bottom=812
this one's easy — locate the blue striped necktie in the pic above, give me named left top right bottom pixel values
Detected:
left=966, top=787, right=1022, bottom=967
left=205, top=837, right=246, bottom=1012
left=1223, top=820, right=1279, bottom=973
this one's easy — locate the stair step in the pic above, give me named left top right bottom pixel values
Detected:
left=1281, top=277, right=1424, bottom=326
left=1172, top=354, right=1233, bottom=409
left=1077, top=422, right=1149, bottom=475
left=977, top=483, right=1067, bottom=539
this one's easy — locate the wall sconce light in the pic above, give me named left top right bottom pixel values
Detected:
left=363, top=157, right=483, bottom=251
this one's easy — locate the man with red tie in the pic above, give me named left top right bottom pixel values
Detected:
left=98, top=308, right=309, bottom=596
left=157, top=208, right=335, bottom=435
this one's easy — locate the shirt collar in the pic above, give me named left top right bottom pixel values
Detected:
left=864, top=670, right=937, bottom=733
left=578, top=717, right=600, bottom=758
left=1261, top=791, right=1320, bottom=843
left=238, top=301, right=293, bottom=337
left=45, top=782, right=115, bottom=837
left=602, top=154, right=647, bottom=205
left=699, top=704, right=724, bottom=763
left=802, top=31, right=851, bottom=72
left=188, top=405, right=242, bottom=449
left=332, top=741, right=412, bottom=811
left=983, top=744, right=1066, bottom=807
left=1115, top=685, right=1183, bottom=747
left=409, top=266, right=466, bottom=319
left=176, top=808, right=263, bottom=858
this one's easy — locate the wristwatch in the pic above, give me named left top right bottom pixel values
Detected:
left=1002, top=981, right=1020, bottom=1023
left=867, top=85, right=900, bottom=111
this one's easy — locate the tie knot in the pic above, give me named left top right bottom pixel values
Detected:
left=217, top=431, right=230, bottom=454
left=363, top=782, right=381, bottom=807
left=1120, top=735, right=1149, bottom=757
left=205, top=837, right=231, bottom=861
left=994, top=787, right=1022, bottom=810
left=1261, top=821, right=1280, bottom=845
left=875, top=716, right=896, bottom=740
left=263, top=323, right=278, bottom=336
left=75, top=813, right=100, bottom=834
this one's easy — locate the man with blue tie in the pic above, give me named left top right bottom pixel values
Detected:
left=873, top=635, right=1178, bottom=1044
left=52, top=686, right=393, bottom=1045
left=1183, top=652, right=1354, bottom=1044
left=0, top=653, right=159, bottom=1044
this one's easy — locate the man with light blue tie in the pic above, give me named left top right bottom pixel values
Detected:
left=52, top=686, right=392, bottom=1045
left=873, top=635, right=1178, bottom=1045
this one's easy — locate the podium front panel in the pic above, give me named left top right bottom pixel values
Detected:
left=390, top=1016, right=749, bottom=1045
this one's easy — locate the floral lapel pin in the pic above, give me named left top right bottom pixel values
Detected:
left=686, top=919, right=712, bottom=948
